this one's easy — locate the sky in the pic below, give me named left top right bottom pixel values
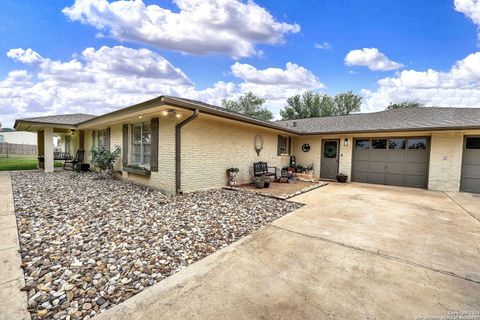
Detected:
left=0, top=0, right=479, bottom=127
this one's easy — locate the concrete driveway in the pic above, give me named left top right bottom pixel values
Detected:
left=97, top=183, right=480, bottom=320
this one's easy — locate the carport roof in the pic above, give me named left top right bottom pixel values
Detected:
left=276, top=107, right=480, bottom=134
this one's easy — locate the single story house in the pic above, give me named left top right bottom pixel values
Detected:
left=14, top=96, right=480, bottom=194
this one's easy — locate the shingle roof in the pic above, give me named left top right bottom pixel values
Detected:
left=276, top=107, right=480, bottom=134
left=17, top=114, right=96, bottom=125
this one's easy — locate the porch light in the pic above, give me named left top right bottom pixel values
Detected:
left=344, top=138, right=349, bottom=146
left=139, top=115, right=143, bottom=119
left=70, top=129, right=76, bottom=136
left=161, top=110, right=169, bottom=116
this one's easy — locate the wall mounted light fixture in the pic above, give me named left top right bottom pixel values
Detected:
left=344, top=138, right=349, bottom=146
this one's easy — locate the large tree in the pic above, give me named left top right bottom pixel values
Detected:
left=386, top=100, right=425, bottom=110
left=221, top=92, right=273, bottom=121
left=280, top=91, right=362, bottom=120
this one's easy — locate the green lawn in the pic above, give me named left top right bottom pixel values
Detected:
left=0, top=155, right=64, bottom=171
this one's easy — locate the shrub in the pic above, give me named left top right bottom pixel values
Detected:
left=90, top=145, right=121, bottom=178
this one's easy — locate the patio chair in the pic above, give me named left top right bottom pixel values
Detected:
left=64, top=149, right=85, bottom=170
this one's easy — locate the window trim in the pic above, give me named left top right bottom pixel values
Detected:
left=94, top=129, right=108, bottom=148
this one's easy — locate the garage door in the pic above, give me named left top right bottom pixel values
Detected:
left=461, top=137, right=480, bottom=193
left=352, top=137, right=429, bottom=188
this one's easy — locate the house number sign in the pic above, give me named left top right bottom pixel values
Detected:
left=302, top=144, right=310, bottom=152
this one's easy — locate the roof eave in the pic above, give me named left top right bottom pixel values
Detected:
left=300, top=125, right=480, bottom=135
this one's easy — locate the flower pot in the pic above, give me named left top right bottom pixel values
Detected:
left=336, top=174, right=348, bottom=183
left=255, top=181, right=264, bottom=189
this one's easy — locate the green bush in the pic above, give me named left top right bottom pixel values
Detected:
left=90, top=145, right=121, bottom=178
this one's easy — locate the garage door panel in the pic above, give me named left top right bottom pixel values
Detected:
left=369, top=150, right=386, bottom=161
left=462, top=165, right=480, bottom=179
left=387, top=162, right=405, bottom=174
left=352, top=171, right=368, bottom=183
left=462, top=149, right=480, bottom=165
left=369, top=161, right=386, bottom=173
left=353, top=160, right=369, bottom=172
left=406, top=175, right=427, bottom=188
left=354, top=150, right=369, bottom=161
left=406, top=163, right=428, bottom=175
left=352, top=137, right=428, bottom=189
left=406, top=150, right=428, bottom=163
left=461, top=178, right=480, bottom=193
left=368, top=173, right=385, bottom=184
left=386, top=174, right=404, bottom=186
left=388, top=150, right=405, bottom=162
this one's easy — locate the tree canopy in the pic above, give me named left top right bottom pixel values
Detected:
left=386, top=100, right=425, bottom=110
left=280, top=91, right=362, bottom=120
left=221, top=92, right=273, bottom=121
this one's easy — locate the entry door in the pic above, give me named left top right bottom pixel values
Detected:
left=321, top=140, right=339, bottom=180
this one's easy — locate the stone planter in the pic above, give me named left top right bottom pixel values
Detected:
left=124, top=166, right=151, bottom=176
left=336, top=174, right=348, bottom=183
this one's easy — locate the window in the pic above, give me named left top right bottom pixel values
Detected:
left=94, top=129, right=108, bottom=148
left=278, top=135, right=289, bottom=155
left=355, top=139, right=370, bottom=149
left=0, top=135, right=3, bottom=143
left=371, top=139, right=387, bottom=149
left=466, top=137, right=480, bottom=149
left=388, top=138, right=406, bottom=149
left=132, top=122, right=151, bottom=166
left=407, top=138, right=426, bottom=149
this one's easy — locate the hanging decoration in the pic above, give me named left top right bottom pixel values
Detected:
left=302, top=144, right=311, bottom=152
left=254, top=135, right=264, bottom=156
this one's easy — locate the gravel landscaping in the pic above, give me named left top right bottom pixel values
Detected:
left=12, top=171, right=302, bottom=320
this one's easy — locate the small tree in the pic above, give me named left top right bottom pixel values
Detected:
left=221, top=92, right=273, bottom=121
left=386, top=100, right=425, bottom=110
left=90, top=145, right=121, bottom=179
left=334, top=91, right=362, bottom=115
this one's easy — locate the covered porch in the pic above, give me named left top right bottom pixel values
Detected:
left=13, top=114, right=94, bottom=172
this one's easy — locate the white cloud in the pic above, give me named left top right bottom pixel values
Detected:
left=1, top=46, right=324, bottom=126
left=62, top=0, right=300, bottom=58
left=345, top=48, right=403, bottom=71
left=363, top=51, right=480, bottom=111
left=231, top=62, right=325, bottom=113
left=314, top=41, right=331, bottom=50
left=455, top=0, right=480, bottom=26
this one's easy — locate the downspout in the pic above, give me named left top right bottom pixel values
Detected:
left=175, top=109, right=199, bottom=194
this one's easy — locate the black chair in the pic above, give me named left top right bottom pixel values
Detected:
left=253, top=162, right=277, bottom=178
left=64, top=150, right=85, bottom=170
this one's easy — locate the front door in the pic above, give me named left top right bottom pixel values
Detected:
left=321, top=139, right=339, bottom=180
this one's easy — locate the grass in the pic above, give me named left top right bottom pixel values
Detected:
left=0, top=155, right=64, bottom=171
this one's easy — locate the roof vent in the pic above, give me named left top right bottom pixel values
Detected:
left=293, top=121, right=297, bottom=127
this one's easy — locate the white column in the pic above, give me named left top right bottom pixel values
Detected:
left=44, top=127, right=54, bottom=173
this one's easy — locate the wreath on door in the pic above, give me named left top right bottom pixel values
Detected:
left=324, top=144, right=337, bottom=158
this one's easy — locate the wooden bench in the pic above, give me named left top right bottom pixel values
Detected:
left=253, top=162, right=277, bottom=178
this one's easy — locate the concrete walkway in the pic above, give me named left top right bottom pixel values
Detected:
left=0, top=172, right=30, bottom=320
left=95, top=183, right=480, bottom=319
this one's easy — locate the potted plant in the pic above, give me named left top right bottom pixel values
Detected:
left=296, top=165, right=304, bottom=173
left=336, top=173, right=348, bottom=183
left=226, top=167, right=239, bottom=177
left=262, top=176, right=270, bottom=188
left=253, top=176, right=264, bottom=189
left=90, top=145, right=121, bottom=179
left=305, top=164, right=314, bottom=175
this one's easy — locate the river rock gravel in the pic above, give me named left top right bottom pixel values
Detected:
left=11, top=171, right=302, bottom=320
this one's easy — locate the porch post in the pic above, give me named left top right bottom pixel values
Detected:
left=43, top=127, right=54, bottom=173
left=37, top=130, right=44, bottom=169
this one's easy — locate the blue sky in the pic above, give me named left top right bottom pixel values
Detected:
left=0, top=0, right=479, bottom=127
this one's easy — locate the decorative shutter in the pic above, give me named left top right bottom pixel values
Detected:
left=92, top=131, right=96, bottom=147
left=150, top=118, right=159, bottom=172
left=288, top=137, right=292, bottom=155
left=79, top=131, right=85, bottom=150
left=105, top=128, right=111, bottom=151
left=277, top=135, right=282, bottom=156
left=122, top=124, right=128, bottom=166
